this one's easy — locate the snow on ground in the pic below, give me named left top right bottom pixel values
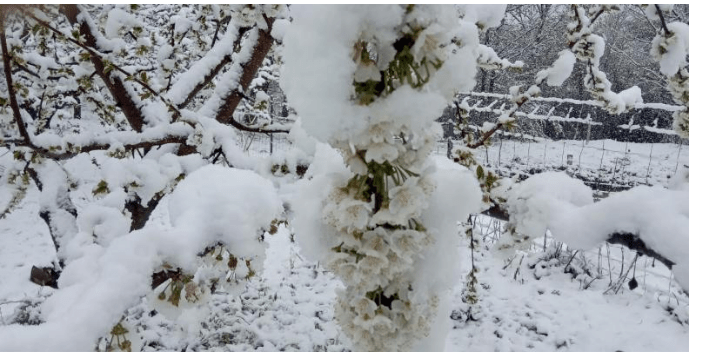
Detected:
left=446, top=218, right=689, bottom=352
left=0, top=187, right=57, bottom=325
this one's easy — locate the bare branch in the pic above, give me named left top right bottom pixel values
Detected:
left=654, top=5, right=670, bottom=35
left=1, top=12, right=33, bottom=144
left=467, top=122, right=505, bottom=149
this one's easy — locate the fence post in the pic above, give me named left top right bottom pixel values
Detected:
left=645, top=143, right=654, bottom=185
left=543, top=139, right=547, bottom=168
left=498, top=134, right=503, bottom=167
left=526, top=139, right=531, bottom=169
left=270, top=133, right=274, bottom=154
left=674, top=136, right=683, bottom=175
left=446, top=138, right=453, bottom=159
left=485, top=144, right=489, bottom=165
left=561, top=140, right=566, bottom=167
left=578, top=138, right=585, bottom=175
left=599, top=139, right=606, bottom=170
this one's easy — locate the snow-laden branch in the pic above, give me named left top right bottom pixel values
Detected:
left=2, top=123, right=192, bottom=160
left=202, top=16, right=274, bottom=123
left=0, top=166, right=283, bottom=352
left=166, top=20, right=249, bottom=108
left=502, top=172, right=688, bottom=293
left=567, top=5, right=645, bottom=115
left=647, top=5, right=689, bottom=138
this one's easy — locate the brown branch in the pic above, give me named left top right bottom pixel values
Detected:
left=607, top=232, right=674, bottom=269
left=210, top=16, right=231, bottom=50
left=4, top=135, right=188, bottom=160
left=589, top=8, right=607, bottom=26
left=467, top=122, right=504, bottom=149
left=125, top=192, right=165, bottom=231
left=654, top=5, right=670, bottom=35
left=1, top=12, right=32, bottom=144
left=214, top=15, right=275, bottom=125
left=466, top=94, right=530, bottom=149
left=58, top=4, right=147, bottom=132
left=229, top=119, right=290, bottom=134
left=177, top=56, right=230, bottom=109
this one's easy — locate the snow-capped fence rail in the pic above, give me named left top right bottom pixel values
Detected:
left=458, top=92, right=684, bottom=138
left=461, top=91, right=685, bottom=113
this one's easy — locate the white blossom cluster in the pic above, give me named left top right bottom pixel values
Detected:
left=648, top=14, right=689, bottom=138
left=282, top=4, right=497, bottom=351
left=566, top=5, right=642, bottom=115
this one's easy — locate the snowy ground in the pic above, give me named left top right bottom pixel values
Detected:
left=437, top=138, right=688, bottom=189
left=0, top=139, right=690, bottom=351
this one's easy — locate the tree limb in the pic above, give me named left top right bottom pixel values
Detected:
left=654, top=5, right=670, bottom=35
left=214, top=15, right=275, bottom=125
left=1, top=12, right=33, bottom=144
left=480, top=202, right=676, bottom=270
left=3, top=135, right=188, bottom=160
left=175, top=26, right=250, bottom=110
left=59, top=4, right=148, bottom=132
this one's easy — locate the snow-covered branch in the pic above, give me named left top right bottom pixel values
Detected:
left=503, top=172, right=688, bottom=292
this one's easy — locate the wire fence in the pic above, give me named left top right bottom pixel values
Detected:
left=243, top=125, right=687, bottom=190
left=437, top=133, right=688, bottom=189
left=466, top=214, right=687, bottom=307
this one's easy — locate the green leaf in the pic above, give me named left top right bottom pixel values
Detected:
left=110, top=323, right=129, bottom=336
left=92, top=180, right=109, bottom=196
left=476, top=165, right=485, bottom=180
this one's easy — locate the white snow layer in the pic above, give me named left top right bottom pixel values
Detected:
left=506, top=172, right=688, bottom=291
left=536, top=50, right=576, bottom=87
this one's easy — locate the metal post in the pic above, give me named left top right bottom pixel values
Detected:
left=674, top=136, right=683, bottom=175
left=645, top=143, right=654, bottom=185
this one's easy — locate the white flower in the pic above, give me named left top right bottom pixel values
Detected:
left=366, top=143, right=399, bottom=163
left=351, top=296, right=378, bottom=317
left=388, top=177, right=425, bottom=221
left=367, top=121, right=395, bottom=143
left=362, top=228, right=390, bottom=255
left=324, top=196, right=372, bottom=231
left=389, top=229, right=422, bottom=255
